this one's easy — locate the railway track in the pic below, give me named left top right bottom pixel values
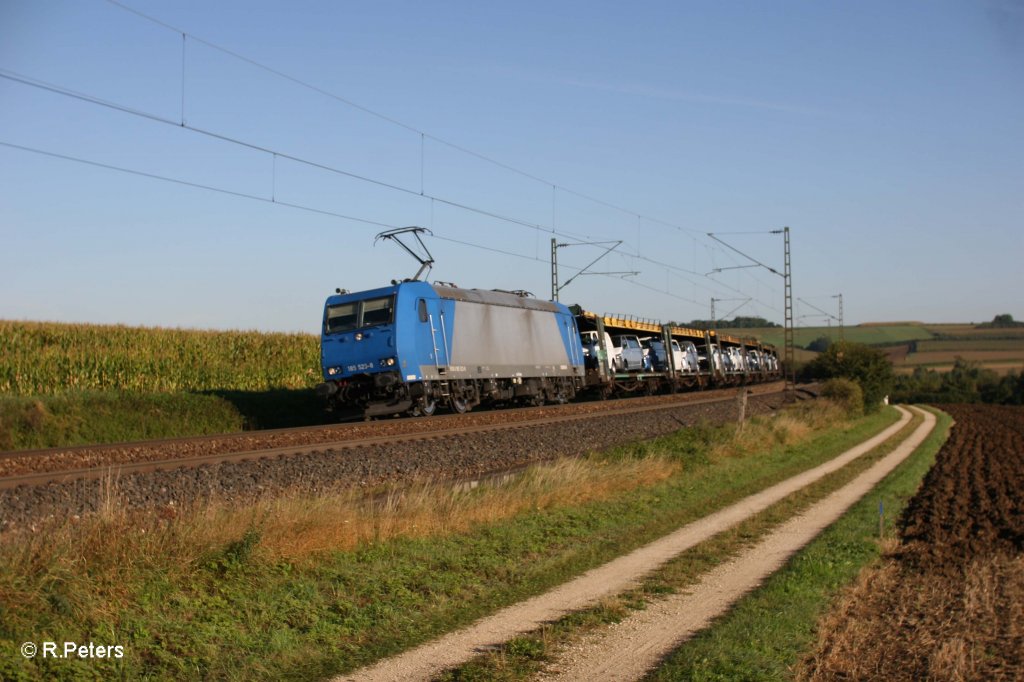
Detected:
left=1, top=383, right=790, bottom=491
left=0, top=383, right=815, bottom=530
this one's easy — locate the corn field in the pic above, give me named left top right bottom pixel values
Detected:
left=0, top=321, right=320, bottom=396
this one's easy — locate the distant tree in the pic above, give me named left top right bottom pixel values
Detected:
left=731, top=316, right=782, bottom=328
left=804, top=341, right=894, bottom=412
left=940, top=359, right=995, bottom=402
left=686, top=316, right=781, bottom=330
left=890, top=360, right=1022, bottom=405
left=903, top=366, right=943, bottom=398
left=805, top=335, right=832, bottom=353
left=977, top=314, right=1023, bottom=329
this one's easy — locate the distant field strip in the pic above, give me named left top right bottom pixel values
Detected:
left=0, top=321, right=319, bottom=395
left=720, top=325, right=934, bottom=348
left=923, top=325, right=1024, bottom=339
left=725, top=323, right=1024, bottom=353
left=895, top=362, right=1024, bottom=376
left=915, top=339, right=1024, bottom=352
left=904, top=350, right=1024, bottom=364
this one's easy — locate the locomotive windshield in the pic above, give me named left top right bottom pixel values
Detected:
left=325, top=295, right=395, bottom=334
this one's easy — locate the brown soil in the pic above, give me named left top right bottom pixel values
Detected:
left=801, top=404, right=1024, bottom=681
left=881, top=343, right=912, bottom=364
left=905, top=350, right=1024, bottom=364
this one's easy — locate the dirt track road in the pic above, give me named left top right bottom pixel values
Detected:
left=336, top=406, right=924, bottom=682
left=538, top=406, right=935, bottom=681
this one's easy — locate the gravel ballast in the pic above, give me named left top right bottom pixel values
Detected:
left=0, top=391, right=786, bottom=530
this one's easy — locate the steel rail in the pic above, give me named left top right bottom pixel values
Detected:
left=0, top=382, right=780, bottom=463
left=0, top=383, right=788, bottom=490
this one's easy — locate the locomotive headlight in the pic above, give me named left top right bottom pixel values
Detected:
left=379, top=357, right=397, bottom=368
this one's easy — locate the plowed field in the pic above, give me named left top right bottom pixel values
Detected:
left=801, top=405, right=1024, bottom=681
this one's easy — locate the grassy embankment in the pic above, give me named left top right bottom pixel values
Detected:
left=0, top=321, right=324, bottom=450
left=0, top=400, right=899, bottom=680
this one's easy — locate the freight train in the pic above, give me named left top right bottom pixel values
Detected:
left=316, top=281, right=780, bottom=418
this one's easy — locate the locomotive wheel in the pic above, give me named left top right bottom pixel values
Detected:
left=413, top=398, right=436, bottom=417
left=449, top=397, right=469, bottom=414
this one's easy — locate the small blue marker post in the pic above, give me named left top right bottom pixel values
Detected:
left=878, top=499, right=884, bottom=539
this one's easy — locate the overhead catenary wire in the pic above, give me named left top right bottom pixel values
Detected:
left=0, top=68, right=562, bottom=238
left=0, top=138, right=700, bottom=308
left=102, top=0, right=778, bottom=280
left=432, top=235, right=545, bottom=264
left=2, top=2, right=791, bottom=317
left=103, top=0, right=712, bottom=241
left=797, top=297, right=839, bottom=323
left=637, top=253, right=780, bottom=313
left=0, top=67, right=771, bottom=310
left=704, top=232, right=786, bottom=302
left=0, top=41, right=773, bottom=287
left=0, top=139, right=396, bottom=230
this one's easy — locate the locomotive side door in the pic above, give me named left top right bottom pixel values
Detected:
left=414, top=297, right=450, bottom=378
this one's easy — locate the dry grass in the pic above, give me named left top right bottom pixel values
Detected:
left=0, top=402, right=849, bottom=637
left=4, top=402, right=840, bottom=615
left=2, top=402, right=852, bottom=583
left=712, top=399, right=845, bottom=459
left=0, top=401, right=873, bottom=679
left=216, top=455, right=680, bottom=560
left=0, top=453, right=682, bottom=657
left=799, top=552, right=1024, bottom=681
left=0, top=452, right=682, bottom=592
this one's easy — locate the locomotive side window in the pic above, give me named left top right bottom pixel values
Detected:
left=326, top=302, right=358, bottom=333
left=417, top=299, right=428, bottom=323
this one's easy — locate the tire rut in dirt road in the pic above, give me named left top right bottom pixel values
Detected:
left=334, top=407, right=919, bottom=682
left=536, top=406, right=936, bottom=682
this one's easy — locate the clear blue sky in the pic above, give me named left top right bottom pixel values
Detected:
left=1, top=0, right=1021, bottom=333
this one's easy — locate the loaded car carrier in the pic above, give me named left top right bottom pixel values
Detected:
left=571, top=307, right=780, bottom=397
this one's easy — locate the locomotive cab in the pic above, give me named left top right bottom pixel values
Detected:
left=317, top=284, right=407, bottom=415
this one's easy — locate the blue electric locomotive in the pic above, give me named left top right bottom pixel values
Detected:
left=316, top=281, right=586, bottom=418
